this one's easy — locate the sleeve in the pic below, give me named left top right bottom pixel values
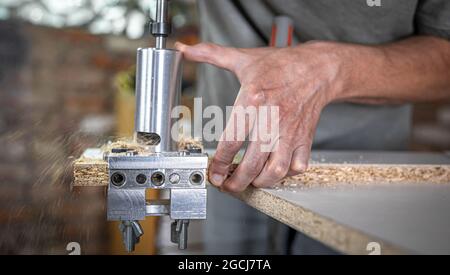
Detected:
left=415, top=0, right=450, bottom=39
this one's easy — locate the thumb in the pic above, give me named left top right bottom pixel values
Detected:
left=175, top=42, right=244, bottom=72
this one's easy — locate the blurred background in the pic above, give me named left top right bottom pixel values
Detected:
left=0, top=0, right=449, bottom=254
left=0, top=0, right=199, bottom=255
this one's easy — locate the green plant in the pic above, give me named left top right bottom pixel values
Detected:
left=115, top=66, right=136, bottom=95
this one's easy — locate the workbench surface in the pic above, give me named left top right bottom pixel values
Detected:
left=233, top=151, right=450, bottom=255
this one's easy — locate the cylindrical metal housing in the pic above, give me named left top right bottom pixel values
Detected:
left=134, top=48, right=182, bottom=152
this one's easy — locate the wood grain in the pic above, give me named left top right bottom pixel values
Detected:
left=73, top=157, right=108, bottom=187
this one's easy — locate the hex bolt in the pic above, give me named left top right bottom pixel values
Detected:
left=169, top=173, right=180, bottom=184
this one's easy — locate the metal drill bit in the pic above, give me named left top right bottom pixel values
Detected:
left=120, top=220, right=144, bottom=252
left=171, top=219, right=189, bottom=250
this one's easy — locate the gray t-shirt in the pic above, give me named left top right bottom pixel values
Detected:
left=196, top=0, right=450, bottom=150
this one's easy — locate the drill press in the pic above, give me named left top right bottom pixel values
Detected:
left=105, top=0, right=208, bottom=252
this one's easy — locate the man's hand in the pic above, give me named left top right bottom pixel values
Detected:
left=176, top=41, right=350, bottom=192
left=176, top=36, right=450, bottom=193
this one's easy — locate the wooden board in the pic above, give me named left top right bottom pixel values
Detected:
left=73, top=157, right=108, bottom=187
left=73, top=149, right=450, bottom=254
left=73, top=150, right=450, bottom=187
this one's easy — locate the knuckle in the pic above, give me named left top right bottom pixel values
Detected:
left=267, top=162, right=288, bottom=180
left=247, top=91, right=265, bottom=106
left=273, top=165, right=287, bottom=179
left=290, top=160, right=308, bottom=173
left=249, top=92, right=264, bottom=105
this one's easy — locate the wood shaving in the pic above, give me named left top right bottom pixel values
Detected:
left=177, top=137, right=203, bottom=151
left=101, top=136, right=152, bottom=154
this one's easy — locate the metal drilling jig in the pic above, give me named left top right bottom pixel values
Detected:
left=105, top=0, right=208, bottom=252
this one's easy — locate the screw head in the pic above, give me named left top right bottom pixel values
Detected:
left=169, top=173, right=180, bottom=184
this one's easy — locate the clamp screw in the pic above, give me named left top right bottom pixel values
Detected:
left=169, top=173, right=180, bottom=184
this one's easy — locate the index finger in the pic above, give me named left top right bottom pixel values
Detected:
left=208, top=89, right=259, bottom=187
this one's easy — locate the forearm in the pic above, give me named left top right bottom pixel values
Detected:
left=333, top=36, right=450, bottom=104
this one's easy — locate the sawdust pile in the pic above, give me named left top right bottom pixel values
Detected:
left=177, top=137, right=203, bottom=151
left=282, top=164, right=450, bottom=187
left=100, top=135, right=203, bottom=153
left=228, top=162, right=450, bottom=188
left=102, top=136, right=150, bottom=154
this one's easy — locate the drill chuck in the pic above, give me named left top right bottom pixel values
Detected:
left=151, top=0, right=171, bottom=49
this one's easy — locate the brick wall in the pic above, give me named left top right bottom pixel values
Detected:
left=0, top=21, right=135, bottom=254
